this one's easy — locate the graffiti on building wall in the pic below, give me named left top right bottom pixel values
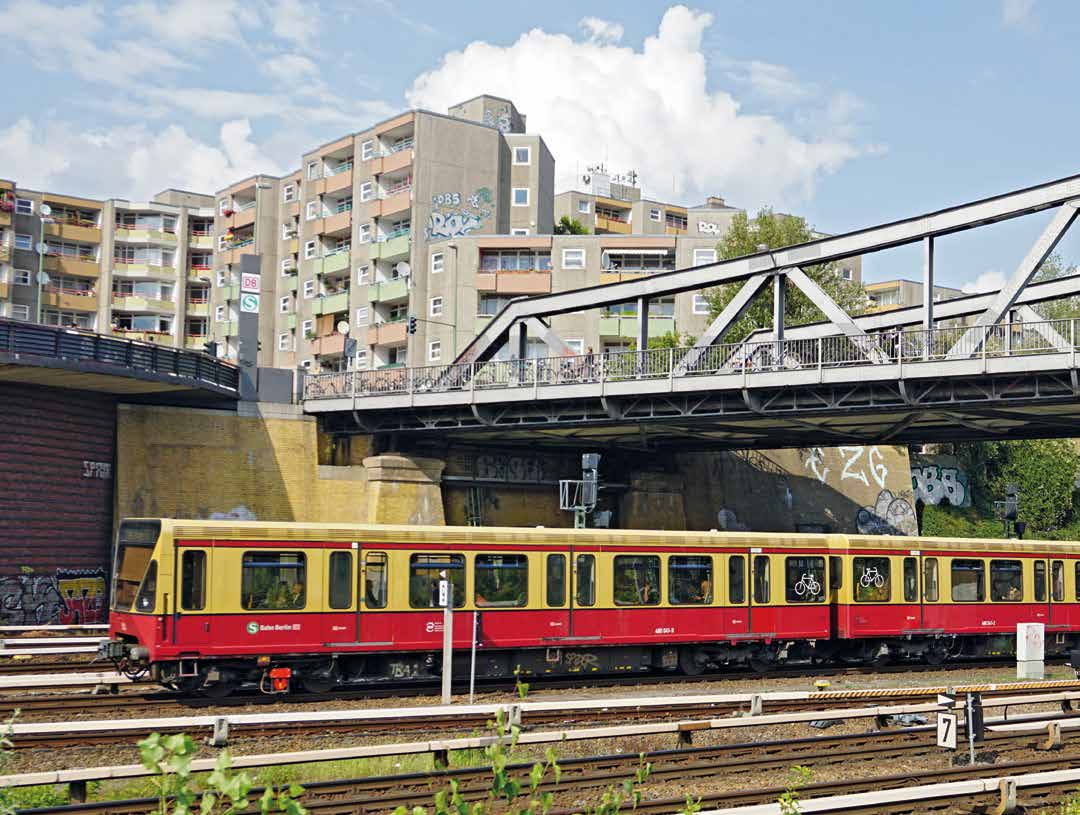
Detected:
left=856, top=489, right=918, bottom=536
left=911, top=465, right=971, bottom=507
left=425, top=187, right=494, bottom=240
left=804, top=445, right=889, bottom=489
left=483, top=106, right=512, bottom=133
left=0, top=567, right=107, bottom=625
left=698, top=221, right=722, bottom=235
left=209, top=504, right=258, bottom=521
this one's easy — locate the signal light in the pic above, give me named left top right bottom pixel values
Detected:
left=407, top=315, right=417, bottom=335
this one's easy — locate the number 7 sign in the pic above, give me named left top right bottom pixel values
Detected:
left=937, top=712, right=957, bottom=750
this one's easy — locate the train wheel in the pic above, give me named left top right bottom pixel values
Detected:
left=748, top=654, right=775, bottom=674
left=925, top=645, right=947, bottom=666
left=678, top=648, right=705, bottom=676
left=201, top=679, right=235, bottom=699
left=301, top=674, right=337, bottom=694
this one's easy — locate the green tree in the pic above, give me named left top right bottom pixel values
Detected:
left=1031, top=252, right=1080, bottom=322
left=554, top=216, right=588, bottom=235
left=703, top=209, right=867, bottom=344
left=628, top=331, right=697, bottom=351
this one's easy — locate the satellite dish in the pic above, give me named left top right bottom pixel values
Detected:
left=395, top=261, right=411, bottom=278
left=35, top=241, right=48, bottom=255
left=337, top=320, right=350, bottom=335
left=36, top=271, right=50, bottom=285
left=39, top=203, right=52, bottom=217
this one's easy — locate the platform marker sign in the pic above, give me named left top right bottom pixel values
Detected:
left=240, top=292, right=260, bottom=313
left=937, top=712, right=958, bottom=750
left=240, top=272, right=261, bottom=293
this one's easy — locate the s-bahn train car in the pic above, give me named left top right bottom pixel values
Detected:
left=100, top=519, right=1080, bottom=695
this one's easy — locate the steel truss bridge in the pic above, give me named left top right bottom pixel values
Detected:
left=305, top=173, right=1080, bottom=449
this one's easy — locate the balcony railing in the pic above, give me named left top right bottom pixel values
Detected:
left=326, top=161, right=353, bottom=176
left=380, top=183, right=412, bottom=198
left=324, top=245, right=351, bottom=256
left=333, top=201, right=353, bottom=215
left=190, top=263, right=212, bottom=272
left=44, top=285, right=95, bottom=297
left=190, top=227, right=213, bottom=236
left=49, top=214, right=100, bottom=228
left=227, top=238, right=254, bottom=250
left=377, top=227, right=410, bottom=241
left=235, top=200, right=257, bottom=212
left=382, top=139, right=414, bottom=156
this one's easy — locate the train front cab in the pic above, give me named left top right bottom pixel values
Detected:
left=103, top=519, right=170, bottom=676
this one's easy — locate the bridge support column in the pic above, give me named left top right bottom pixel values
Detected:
left=363, top=454, right=446, bottom=525
left=637, top=297, right=649, bottom=370
left=620, top=472, right=686, bottom=531
left=773, top=273, right=786, bottom=365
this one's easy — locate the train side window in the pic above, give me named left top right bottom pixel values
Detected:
left=136, top=560, right=158, bottom=612
left=951, top=559, right=985, bottom=602
left=476, top=554, right=528, bottom=607
left=785, top=556, right=825, bottom=603
left=242, top=552, right=306, bottom=610
left=613, top=555, right=660, bottom=605
left=669, top=555, right=712, bottom=605
left=1034, top=561, right=1047, bottom=603
left=1053, top=561, right=1065, bottom=602
left=903, top=558, right=918, bottom=603
left=728, top=556, right=745, bottom=604
left=853, top=557, right=891, bottom=602
left=328, top=551, right=352, bottom=610
left=829, top=556, right=843, bottom=590
left=547, top=554, right=566, bottom=606
left=753, top=555, right=770, bottom=604
left=364, top=552, right=387, bottom=608
left=923, top=558, right=939, bottom=602
left=576, top=554, right=595, bottom=607
left=409, top=554, right=464, bottom=608
left=990, top=560, right=1023, bottom=602
left=180, top=551, right=206, bottom=611
left=1075, top=561, right=1080, bottom=601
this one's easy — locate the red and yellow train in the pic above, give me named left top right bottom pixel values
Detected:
left=102, top=519, right=1080, bottom=695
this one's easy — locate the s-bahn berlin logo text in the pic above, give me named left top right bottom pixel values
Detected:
left=246, top=621, right=300, bottom=634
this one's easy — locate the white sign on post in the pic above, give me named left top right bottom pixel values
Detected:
left=1018, top=622, right=1045, bottom=679
left=937, top=712, right=957, bottom=750
left=240, top=292, right=260, bottom=313
left=240, top=273, right=261, bottom=293
left=438, top=579, right=449, bottom=608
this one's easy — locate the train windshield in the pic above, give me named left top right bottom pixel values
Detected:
left=112, top=521, right=161, bottom=612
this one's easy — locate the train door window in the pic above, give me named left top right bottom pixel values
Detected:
left=924, top=558, right=939, bottom=602
left=328, top=551, right=352, bottom=609
left=180, top=550, right=206, bottom=611
left=903, top=558, right=918, bottom=603
left=728, top=556, right=745, bottom=604
left=829, top=556, right=843, bottom=590
left=785, top=556, right=825, bottom=603
left=613, top=556, right=661, bottom=605
left=753, top=555, right=770, bottom=604
left=576, top=554, right=595, bottom=606
left=989, top=560, right=1023, bottom=602
left=475, top=554, right=528, bottom=607
left=1034, top=561, right=1047, bottom=603
left=136, top=560, right=158, bottom=612
left=951, top=559, right=985, bottom=602
left=409, top=554, right=464, bottom=608
left=853, top=557, right=891, bottom=602
left=669, top=556, right=712, bottom=605
left=364, top=552, right=388, bottom=608
left=1053, top=561, right=1065, bottom=602
left=242, top=552, right=306, bottom=610
left=1075, top=561, right=1080, bottom=601
left=546, top=555, right=566, bottom=606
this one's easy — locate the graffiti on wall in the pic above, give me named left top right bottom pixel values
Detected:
left=804, top=445, right=889, bottom=489
left=483, top=106, right=512, bottom=133
left=911, top=465, right=971, bottom=507
left=425, top=188, right=494, bottom=240
left=0, top=568, right=107, bottom=625
left=856, top=489, right=918, bottom=536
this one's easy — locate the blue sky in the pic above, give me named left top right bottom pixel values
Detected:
left=1, top=0, right=1077, bottom=289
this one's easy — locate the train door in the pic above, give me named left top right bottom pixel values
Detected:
left=359, top=550, right=389, bottom=645
left=1032, top=558, right=1050, bottom=626
left=571, top=550, right=597, bottom=638
left=724, top=552, right=750, bottom=636
left=175, top=545, right=211, bottom=647
left=322, top=546, right=356, bottom=644
left=748, top=550, right=773, bottom=637
left=545, top=550, right=571, bottom=639
left=1049, top=558, right=1066, bottom=632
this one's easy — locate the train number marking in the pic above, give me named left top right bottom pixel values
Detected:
left=654, top=627, right=675, bottom=635
left=981, top=620, right=996, bottom=627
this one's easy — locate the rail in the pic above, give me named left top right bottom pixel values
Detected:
left=0, top=317, right=240, bottom=392
left=304, top=317, right=1080, bottom=401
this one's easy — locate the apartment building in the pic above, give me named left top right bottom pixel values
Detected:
left=865, top=278, right=964, bottom=313
left=0, top=180, right=216, bottom=349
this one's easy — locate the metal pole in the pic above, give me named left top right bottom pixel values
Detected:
left=469, top=610, right=478, bottom=704
left=35, top=229, right=44, bottom=324
left=966, top=693, right=976, bottom=766
left=441, top=572, right=453, bottom=705
left=923, top=236, right=934, bottom=360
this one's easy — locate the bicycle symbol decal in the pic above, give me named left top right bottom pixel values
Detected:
left=859, top=566, right=886, bottom=588
left=794, top=572, right=821, bottom=597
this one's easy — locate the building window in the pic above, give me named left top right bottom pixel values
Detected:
left=214, top=269, right=226, bottom=287
left=650, top=208, right=661, bottom=222
left=356, top=349, right=368, bottom=369
left=218, top=199, right=229, bottom=215
left=304, top=240, right=317, bottom=259
left=302, top=319, right=313, bottom=336
left=430, top=296, right=443, bottom=317
left=305, top=200, right=319, bottom=221
left=356, top=265, right=370, bottom=284
left=565, top=338, right=584, bottom=354
left=14, top=233, right=32, bottom=251
left=355, top=307, right=369, bottom=326
left=358, top=223, right=372, bottom=242
left=281, top=258, right=294, bottom=275
left=693, top=248, right=717, bottom=265
left=360, top=140, right=374, bottom=161
left=15, top=198, right=33, bottom=215
left=281, top=222, right=293, bottom=240
left=13, top=268, right=31, bottom=286
left=430, top=252, right=444, bottom=274
left=841, top=267, right=853, bottom=281
left=279, top=296, right=291, bottom=314
left=562, top=248, right=585, bottom=269
left=428, top=341, right=442, bottom=362
left=215, top=305, right=226, bottom=322
left=693, top=294, right=709, bottom=314
left=513, top=146, right=531, bottom=165
left=282, top=184, right=296, bottom=203
left=512, top=188, right=529, bottom=207
left=306, top=161, right=320, bottom=180
left=577, top=200, right=589, bottom=214
left=10, top=303, right=29, bottom=321
left=277, top=333, right=291, bottom=351
left=359, top=182, right=373, bottom=202
left=303, top=279, right=315, bottom=299
left=511, top=228, right=529, bottom=236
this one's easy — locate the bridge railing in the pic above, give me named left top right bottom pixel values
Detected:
left=302, top=318, right=1079, bottom=401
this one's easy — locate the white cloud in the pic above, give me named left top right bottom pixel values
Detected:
left=268, top=0, right=321, bottom=47
left=117, top=0, right=247, bottom=48
left=962, top=270, right=1007, bottom=294
left=727, top=60, right=814, bottom=103
left=1002, top=0, right=1035, bottom=27
left=580, top=16, right=624, bottom=44
left=407, top=5, right=871, bottom=210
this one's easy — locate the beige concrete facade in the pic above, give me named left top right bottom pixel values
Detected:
left=865, top=278, right=964, bottom=312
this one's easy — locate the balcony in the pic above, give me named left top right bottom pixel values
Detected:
left=44, top=256, right=100, bottom=278
left=112, top=259, right=174, bottom=278
left=371, top=146, right=413, bottom=176
left=664, top=225, right=687, bottom=236
left=285, top=276, right=298, bottom=292
left=324, top=164, right=353, bottom=194
left=322, top=209, right=351, bottom=236
left=320, top=249, right=351, bottom=275
left=0, top=280, right=9, bottom=299
left=223, top=284, right=240, bottom=300
left=288, top=238, right=299, bottom=256
left=595, top=215, right=631, bottom=234
left=113, top=329, right=173, bottom=344
left=367, top=277, right=408, bottom=303
left=222, top=320, right=238, bottom=336
left=186, top=301, right=209, bottom=317
left=311, top=291, right=349, bottom=315
left=372, top=188, right=411, bottom=217
left=189, top=233, right=215, bottom=250
left=41, top=288, right=97, bottom=311
left=184, top=335, right=209, bottom=349
left=113, top=225, right=178, bottom=244
left=286, top=314, right=297, bottom=330
left=112, top=295, right=176, bottom=313
left=221, top=240, right=255, bottom=266
left=285, top=200, right=300, bottom=219
left=600, top=272, right=650, bottom=285
left=370, top=232, right=410, bottom=260
left=44, top=220, right=100, bottom=243
left=366, top=319, right=408, bottom=346
left=311, top=332, right=346, bottom=356
left=0, top=245, right=9, bottom=263
left=598, top=315, right=675, bottom=338
left=475, top=271, right=551, bottom=295
left=188, top=264, right=213, bottom=281
left=229, top=200, right=257, bottom=229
